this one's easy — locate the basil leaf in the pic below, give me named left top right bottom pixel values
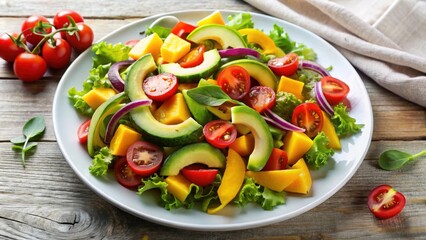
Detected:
left=186, top=85, right=232, bottom=106
left=23, top=116, right=46, bottom=140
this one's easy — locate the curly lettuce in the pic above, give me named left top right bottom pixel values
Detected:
left=331, top=103, right=364, bottom=137
left=305, top=132, right=335, bottom=169
left=89, top=147, right=115, bottom=176
left=272, top=91, right=302, bottom=121
left=226, top=12, right=254, bottom=30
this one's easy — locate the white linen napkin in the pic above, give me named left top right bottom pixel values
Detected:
left=244, top=0, right=426, bottom=107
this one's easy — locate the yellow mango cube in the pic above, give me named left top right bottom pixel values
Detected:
left=82, top=88, right=116, bottom=110
left=321, top=111, right=341, bottom=150
left=197, top=10, right=225, bottom=26
left=285, top=158, right=312, bottom=194
left=154, top=93, right=191, bottom=124
left=282, top=131, right=314, bottom=165
left=246, top=169, right=302, bottom=192
left=160, top=33, right=191, bottom=63
left=277, top=76, right=305, bottom=100
left=128, top=33, right=164, bottom=60
left=229, top=133, right=254, bottom=157
left=109, top=124, right=142, bottom=156
left=165, top=174, right=192, bottom=202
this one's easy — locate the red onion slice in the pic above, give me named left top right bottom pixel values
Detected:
left=264, top=109, right=305, bottom=132
left=107, top=60, right=135, bottom=92
left=299, top=60, right=330, bottom=77
left=218, top=48, right=260, bottom=59
left=314, top=81, right=334, bottom=116
left=104, top=99, right=152, bottom=143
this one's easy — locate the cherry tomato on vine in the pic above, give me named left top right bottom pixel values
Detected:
left=262, top=148, right=288, bottom=171
left=181, top=164, right=218, bottom=187
left=171, top=21, right=196, bottom=39
left=0, top=33, right=26, bottom=62
left=268, top=52, right=299, bottom=77
left=320, top=76, right=350, bottom=106
left=291, top=102, right=324, bottom=138
left=21, top=15, right=52, bottom=46
left=66, top=22, right=94, bottom=52
left=126, top=141, right=163, bottom=177
left=367, top=184, right=406, bottom=219
left=203, top=120, right=237, bottom=149
left=143, top=73, right=178, bottom=102
left=114, top=156, right=143, bottom=189
left=42, top=38, right=72, bottom=69
left=217, top=65, right=251, bottom=100
left=53, top=10, right=84, bottom=38
left=178, top=45, right=205, bottom=68
left=245, top=86, right=276, bottom=113
left=77, top=119, right=91, bottom=144
left=13, top=52, right=47, bottom=82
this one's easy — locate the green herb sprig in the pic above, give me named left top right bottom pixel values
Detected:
left=379, top=149, right=426, bottom=171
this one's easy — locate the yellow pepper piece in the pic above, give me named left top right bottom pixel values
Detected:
left=109, top=124, right=142, bottom=156
left=207, top=149, right=245, bottom=214
left=285, top=158, right=312, bottom=194
left=277, top=76, right=305, bottom=100
left=82, top=88, right=116, bottom=110
left=238, top=28, right=277, bottom=55
left=282, top=131, right=314, bottom=165
left=321, top=111, right=341, bottom=150
left=165, top=174, right=192, bottom=203
left=160, top=33, right=191, bottom=63
left=153, top=93, right=191, bottom=124
left=197, top=10, right=225, bottom=26
left=128, top=33, right=164, bottom=60
left=246, top=169, right=302, bottom=192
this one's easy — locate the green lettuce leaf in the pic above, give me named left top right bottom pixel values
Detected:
left=331, top=103, right=364, bottom=137
left=304, top=132, right=335, bottom=169
left=92, top=41, right=131, bottom=67
left=89, top=147, right=115, bottom=176
left=260, top=188, right=286, bottom=210
left=226, top=12, right=254, bottom=30
left=272, top=91, right=302, bottom=121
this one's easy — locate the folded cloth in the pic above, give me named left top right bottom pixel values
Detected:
left=244, top=0, right=426, bottom=107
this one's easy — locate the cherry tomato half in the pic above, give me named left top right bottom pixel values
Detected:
left=42, top=38, right=72, bottom=69
left=21, top=15, right=52, bottom=46
left=66, top=22, right=94, bottom=52
left=13, top=52, right=47, bottom=82
left=321, top=76, right=350, bottom=106
left=203, top=120, right=237, bottom=149
left=368, top=184, right=406, bottom=219
left=77, top=119, right=91, bottom=144
left=53, top=10, right=84, bottom=38
left=143, top=73, right=178, bottom=102
left=126, top=141, right=163, bottom=177
left=171, top=21, right=196, bottom=39
left=246, top=86, right=276, bottom=113
left=0, top=33, right=26, bottom=62
left=262, top=148, right=288, bottom=171
left=181, top=164, right=218, bottom=187
left=114, top=156, right=143, bottom=189
left=217, top=65, right=251, bottom=100
left=291, top=102, right=324, bottom=138
left=124, top=39, right=140, bottom=48
left=178, top=45, right=205, bottom=68
left=268, top=52, right=299, bottom=77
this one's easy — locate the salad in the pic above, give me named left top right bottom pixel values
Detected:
left=68, top=10, right=363, bottom=214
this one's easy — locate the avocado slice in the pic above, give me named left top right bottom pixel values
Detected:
left=186, top=24, right=247, bottom=49
left=220, top=59, right=278, bottom=90
left=182, top=89, right=213, bottom=125
left=231, top=106, right=273, bottom=171
left=159, top=49, right=221, bottom=83
left=160, top=143, right=226, bottom=176
left=126, top=54, right=203, bottom=146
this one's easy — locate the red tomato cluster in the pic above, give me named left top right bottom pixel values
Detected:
left=0, top=10, right=94, bottom=82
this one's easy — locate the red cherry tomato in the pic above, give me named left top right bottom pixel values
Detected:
left=66, top=23, right=94, bottom=52
left=291, top=102, right=324, bottom=138
left=114, top=156, right=143, bottom=189
left=77, top=119, right=91, bottom=144
left=142, top=73, right=178, bottom=102
left=203, top=120, right=237, bottom=149
left=262, top=148, right=288, bottom=171
left=0, top=33, right=26, bottom=62
left=42, top=38, right=72, bottom=69
left=13, top=52, right=47, bottom=82
left=126, top=141, right=163, bottom=177
left=124, top=39, right=140, bottom=47
left=268, top=52, right=299, bottom=77
left=217, top=65, right=251, bottom=100
left=368, top=184, right=406, bottom=219
left=171, top=21, right=196, bottom=39
left=320, top=76, right=350, bottom=106
left=178, top=45, right=205, bottom=68
left=21, top=15, right=52, bottom=46
left=53, top=10, right=84, bottom=38
left=181, top=164, right=218, bottom=187
left=246, top=86, right=276, bottom=113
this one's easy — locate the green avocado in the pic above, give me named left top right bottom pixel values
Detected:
left=231, top=105, right=274, bottom=171
left=182, top=89, right=213, bottom=125
left=160, top=142, right=226, bottom=176
left=186, top=24, right=247, bottom=49
left=125, top=54, right=203, bottom=146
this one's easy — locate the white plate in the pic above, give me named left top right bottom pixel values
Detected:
left=53, top=10, right=373, bottom=231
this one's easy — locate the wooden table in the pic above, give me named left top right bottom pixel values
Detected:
left=1, top=1, right=425, bottom=239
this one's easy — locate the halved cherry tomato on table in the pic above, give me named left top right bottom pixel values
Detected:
left=367, top=184, right=406, bottom=219
left=181, top=164, right=218, bottom=187
left=21, top=15, right=52, bottom=46
left=13, top=52, right=47, bottom=82
left=262, top=148, right=288, bottom=171
left=114, top=156, right=143, bottom=189
left=53, top=10, right=84, bottom=38
left=77, top=119, right=91, bottom=144
left=42, top=37, right=72, bottom=69
left=178, top=45, right=205, bottom=68
left=320, top=76, right=350, bottom=106
left=142, top=73, right=178, bottom=102
left=291, top=102, right=324, bottom=138
left=171, top=21, right=196, bottom=39
left=0, top=33, right=26, bottom=62
left=66, top=22, right=94, bottom=52
left=203, top=120, right=237, bottom=149
left=126, top=141, right=163, bottom=177
left=268, top=52, right=299, bottom=77
left=245, top=86, right=276, bottom=113
left=217, top=65, right=251, bottom=100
